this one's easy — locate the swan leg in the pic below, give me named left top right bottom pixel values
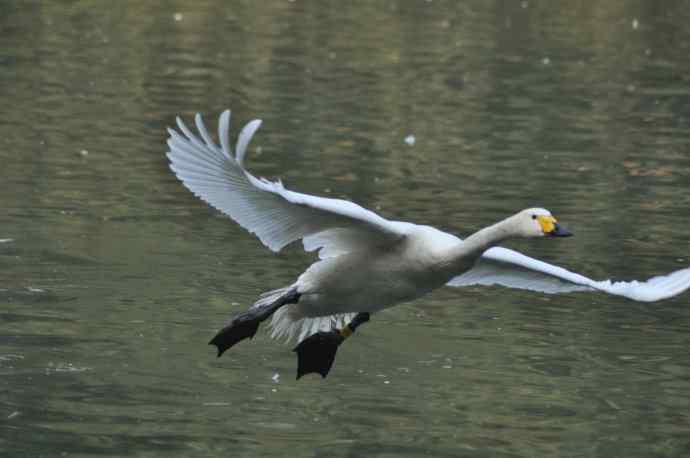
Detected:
left=209, top=287, right=301, bottom=357
left=293, top=312, right=370, bottom=379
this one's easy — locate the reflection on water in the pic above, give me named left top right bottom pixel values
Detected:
left=2, top=1, right=690, bottom=457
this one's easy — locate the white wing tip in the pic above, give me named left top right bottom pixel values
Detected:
left=218, top=110, right=233, bottom=158
left=235, top=118, right=263, bottom=167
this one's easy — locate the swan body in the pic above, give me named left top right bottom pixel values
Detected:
left=166, top=110, right=690, bottom=368
left=294, top=225, right=460, bottom=317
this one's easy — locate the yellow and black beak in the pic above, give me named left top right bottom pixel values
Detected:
left=537, top=215, right=572, bottom=237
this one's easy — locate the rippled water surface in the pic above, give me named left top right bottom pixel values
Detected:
left=3, top=1, right=690, bottom=457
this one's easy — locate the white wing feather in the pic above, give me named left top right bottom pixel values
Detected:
left=448, top=246, right=690, bottom=302
left=166, top=110, right=405, bottom=255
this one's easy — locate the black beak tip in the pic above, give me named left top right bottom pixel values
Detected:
left=549, top=224, right=573, bottom=237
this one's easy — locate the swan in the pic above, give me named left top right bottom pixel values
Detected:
left=166, top=110, right=690, bottom=379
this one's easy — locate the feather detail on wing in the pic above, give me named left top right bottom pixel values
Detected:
left=448, top=246, right=690, bottom=302
left=166, top=110, right=406, bottom=256
left=268, top=306, right=356, bottom=343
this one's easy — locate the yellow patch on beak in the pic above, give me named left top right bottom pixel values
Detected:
left=537, top=215, right=557, bottom=234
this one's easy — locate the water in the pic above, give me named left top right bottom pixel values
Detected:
left=3, top=1, right=690, bottom=457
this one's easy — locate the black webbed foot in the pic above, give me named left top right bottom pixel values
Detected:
left=292, top=312, right=371, bottom=380
left=293, top=330, right=344, bottom=379
left=209, top=314, right=261, bottom=357
left=209, top=287, right=301, bottom=358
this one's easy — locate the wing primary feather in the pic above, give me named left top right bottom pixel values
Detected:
left=235, top=119, right=262, bottom=167
left=167, top=129, right=226, bottom=168
left=194, top=113, right=223, bottom=155
left=167, top=156, right=243, bottom=185
left=166, top=145, right=228, bottom=171
left=175, top=116, right=210, bottom=154
left=218, top=110, right=233, bottom=159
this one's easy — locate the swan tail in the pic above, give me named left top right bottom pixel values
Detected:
left=249, top=286, right=298, bottom=311
left=249, top=286, right=356, bottom=343
left=268, top=306, right=356, bottom=344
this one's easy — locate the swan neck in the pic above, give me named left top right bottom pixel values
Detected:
left=464, top=222, right=511, bottom=254
left=447, top=219, right=513, bottom=269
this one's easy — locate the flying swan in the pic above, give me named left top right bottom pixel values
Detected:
left=166, top=110, right=690, bottom=379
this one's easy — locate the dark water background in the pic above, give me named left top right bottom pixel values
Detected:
left=2, top=1, right=690, bottom=457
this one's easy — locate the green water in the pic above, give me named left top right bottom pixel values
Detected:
left=3, top=1, right=690, bottom=457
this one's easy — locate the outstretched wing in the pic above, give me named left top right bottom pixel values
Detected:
left=166, top=110, right=406, bottom=256
left=448, top=246, right=690, bottom=302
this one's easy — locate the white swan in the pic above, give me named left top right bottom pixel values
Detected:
left=166, top=110, right=690, bottom=379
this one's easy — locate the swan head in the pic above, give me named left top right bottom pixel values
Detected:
left=513, top=208, right=572, bottom=238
